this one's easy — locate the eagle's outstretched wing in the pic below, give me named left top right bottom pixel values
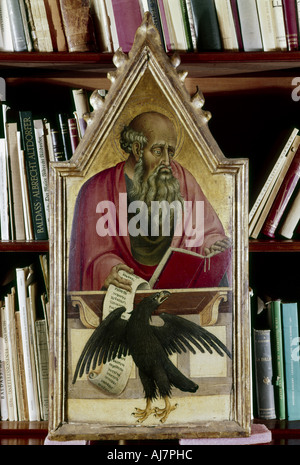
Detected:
left=152, top=313, right=232, bottom=359
left=72, top=306, right=129, bottom=384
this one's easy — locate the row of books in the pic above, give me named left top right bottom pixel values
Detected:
left=252, top=298, right=300, bottom=420
left=0, top=257, right=49, bottom=421
left=3, top=0, right=300, bottom=55
left=249, top=127, right=300, bottom=239
left=0, top=86, right=92, bottom=242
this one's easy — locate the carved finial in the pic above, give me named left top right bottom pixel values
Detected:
left=191, top=87, right=205, bottom=109
left=170, top=52, right=181, bottom=69
left=178, top=70, right=188, bottom=83
left=113, top=48, right=129, bottom=68
left=90, top=89, right=106, bottom=111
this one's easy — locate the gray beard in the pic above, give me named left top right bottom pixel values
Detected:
left=130, top=158, right=184, bottom=233
left=130, top=158, right=183, bottom=206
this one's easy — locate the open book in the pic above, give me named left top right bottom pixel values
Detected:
left=149, top=247, right=231, bottom=289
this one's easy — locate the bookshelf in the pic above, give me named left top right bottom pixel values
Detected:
left=1, top=51, right=300, bottom=445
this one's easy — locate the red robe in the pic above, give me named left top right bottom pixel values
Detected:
left=68, top=161, right=230, bottom=291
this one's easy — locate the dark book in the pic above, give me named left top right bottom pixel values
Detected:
left=230, top=0, right=244, bottom=50
left=19, top=111, right=48, bottom=240
left=58, top=113, right=73, bottom=160
left=282, top=0, right=299, bottom=51
left=50, top=128, right=66, bottom=162
left=253, top=329, right=276, bottom=420
left=68, top=118, right=80, bottom=155
left=189, top=0, right=222, bottom=51
left=146, top=0, right=166, bottom=50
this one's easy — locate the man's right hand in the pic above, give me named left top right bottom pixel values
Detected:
left=103, top=263, right=134, bottom=292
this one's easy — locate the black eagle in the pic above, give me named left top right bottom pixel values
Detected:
left=72, top=290, right=232, bottom=423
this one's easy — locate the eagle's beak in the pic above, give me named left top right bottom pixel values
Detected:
left=156, top=290, right=171, bottom=304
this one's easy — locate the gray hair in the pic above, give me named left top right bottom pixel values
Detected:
left=120, top=126, right=148, bottom=154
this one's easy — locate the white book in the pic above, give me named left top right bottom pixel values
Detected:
left=1, top=304, right=17, bottom=420
left=104, top=0, right=119, bottom=52
left=0, top=139, right=10, bottom=240
left=237, top=0, right=263, bottom=51
left=91, top=0, right=113, bottom=52
left=272, top=0, right=287, bottom=50
left=0, top=0, right=14, bottom=51
left=3, top=294, right=18, bottom=421
left=214, top=0, right=239, bottom=51
left=34, top=120, right=49, bottom=234
left=6, top=122, right=26, bottom=241
left=16, top=266, right=40, bottom=421
left=165, top=0, right=187, bottom=51
left=0, top=321, right=9, bottom=420
left=256, top=0, right=277, bottom=51
left=279, top=189, right=300, bottom=238
left=17, top=131, right=34, bottom=241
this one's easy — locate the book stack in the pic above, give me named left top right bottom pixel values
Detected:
left=252, top=297, right=300, bottom=421
left=1, top=0, right=300, bottom=54
left=0, top=257, right=49, bottom=421
left=249, top=128, right=300, bottom=239
left=0, top=85, right=93, bottom=241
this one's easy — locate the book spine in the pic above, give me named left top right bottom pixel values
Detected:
left=0, top=314, right=9, bottom=420
left=1, top=304, right=17, bottom=420
left=230, top=0, right=244, bottom=50
left=43, top=0, right=68, bottom=52
left=58, top=113, right=73, bottom=160
left=256, top=0, right=278, bottom=51
left=68, top=117, right=80, bottom=154
left=262, top=146, right=300, bottom=238
left=90, top=0, right=113, bottom=52
left=157, top=0, right=173, bottom=51
left=269, top=300, right=286, bottom=420
left=190, top=0, right=222, bottom=51
left=0, top=0, right=14, bottom=51
left=59, top=0, right=97, bottom=52
left=253, top=329, right=276, bottom=419
left=279, top=188, right=300, bottom=238
left=282, top=0, right=299, bottom=50
left=19, top=110, right=48, bottom=240
left=6, top=122, right=26, bottom=241
left=214, top=0, right=239, bottom=51
left=111, top=0, right=142, bottom=52
left=236, top=0, right=263, bottom=51
left=179, top=0, right=193, bottom=51
left=72, top=88, right=89, bottom=138
left=282, top=302, right=300, bottom=420
left=272, top=0, right=287, bottom=50
left=6, top=0, right=28, bottom=51
left=34, top=120, right=49, bottom=234
left=16, top=267, right=40, bottom=421
left=50, top=128, right=65, bottom=162
left=35, top=320, right=49, bottom=420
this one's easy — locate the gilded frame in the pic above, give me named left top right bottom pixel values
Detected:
left=48, top=14, right=250, bottom=441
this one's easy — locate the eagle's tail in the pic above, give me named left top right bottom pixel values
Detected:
left=165, top=360, right=198, bottom=394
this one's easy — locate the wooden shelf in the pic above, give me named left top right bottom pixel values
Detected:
left=0, top=241, right=49, bottom=252
left=0, top=421, right=48, bottom=445
left=0, top=51, right=300, bottom=77
left=249, top=239, right=300, bottom=252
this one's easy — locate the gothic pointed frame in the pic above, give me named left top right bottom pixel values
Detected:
left=48, top=13, right=250, bottom=441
